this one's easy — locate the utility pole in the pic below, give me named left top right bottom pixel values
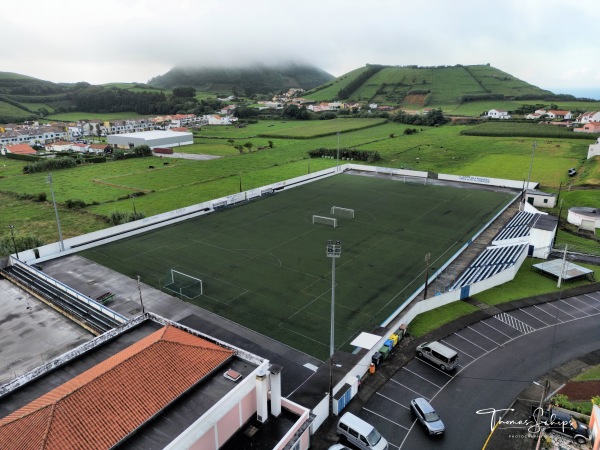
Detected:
left=336, top=132, right=341, bottom=172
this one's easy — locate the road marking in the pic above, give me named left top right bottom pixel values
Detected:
left=454, top=331, right=488, bottom=351
left=559, top=299, right=588, bottom=316
left=401, top=367, right=442, bottom=388
left=440, top=338, right=475, bottom=359
left=546, top=301, right=576, bottom=318
left=467, top=325, right=502, bottom=346
left=533, top=304, right=563, bottom=322
left=375, top=391, right=411, bottom=409
left=573, top=296, right=600, bottom=312
left=481, top=319, right=512, bottom=338
left=390, top=378, right=429, bottom=399
left=363, top=407, right=410, bottom=431
left=494, top=312, right=535, bottom=334
left=519, top=307, right=548, bottom=326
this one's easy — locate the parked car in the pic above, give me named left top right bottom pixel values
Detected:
left=415, top=341, right=458, bottom=371
left=336, top=412, right=388, bottom=450
left=410, top=397, right=445, bottom=435
left=529, top=406, right=590, bottom=444
left=328, top=444, right=351, bottom=450
left=568, top=168, right=577, bottom=176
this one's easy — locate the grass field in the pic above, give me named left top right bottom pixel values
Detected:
left=80, top=173, right=514, bottom=360
left=46, top=111, right=147, bottom=121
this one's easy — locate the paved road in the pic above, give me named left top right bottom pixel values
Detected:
left=342, top=290, right=600, bottom=450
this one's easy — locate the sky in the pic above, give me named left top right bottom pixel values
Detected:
left=3, top=0, right=600, bottom=98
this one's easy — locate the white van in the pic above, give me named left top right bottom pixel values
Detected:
left=337, top=412, right=388, bottom=450
left=416, top=341, right=458, bottom=371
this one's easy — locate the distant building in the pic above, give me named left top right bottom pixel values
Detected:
left=486, top=109, right=511, bottom=119
left=588, top=137, right=600, bottom=159
left=107, top=130, right=193, bottom=149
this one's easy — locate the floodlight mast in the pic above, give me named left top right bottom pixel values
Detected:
left=326, top=239, right=341, bottom=417
left=8, top=224, right=19, bottom=259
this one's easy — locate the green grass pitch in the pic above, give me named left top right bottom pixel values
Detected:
left=81, top=173, right=515, bottom=360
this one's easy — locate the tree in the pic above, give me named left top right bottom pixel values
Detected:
left=268, top=140, right=274, bottom=148
left=172, top=87, right=196, bottom=98
left=243, top=142, right=254, bottom=152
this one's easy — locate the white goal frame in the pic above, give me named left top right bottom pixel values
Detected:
left=163, top=269, right=203, bottom=299
left=312, top=215, right=337, bottom=228
left=330, top=206, right=354, bottom=219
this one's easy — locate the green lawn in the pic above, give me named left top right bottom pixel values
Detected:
left=81, top=173, right=513, bottom=360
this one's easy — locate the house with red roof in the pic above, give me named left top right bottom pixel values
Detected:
left=4, top=143, right=37, bottom=155
left=574, top=122, right=600, bottom=134
left=546, top=110, right=573, bottom=120
left=0, top=314, right=312, bottom=450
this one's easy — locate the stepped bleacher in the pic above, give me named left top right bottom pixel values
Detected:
left=492, top=210, right=536, bottom=243
left=449, top=243, right=527, bottom=290
left=1, top=265, right=122, bottom=334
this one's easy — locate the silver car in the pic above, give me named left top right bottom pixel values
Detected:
left=410, top=397, right=445, bottom=435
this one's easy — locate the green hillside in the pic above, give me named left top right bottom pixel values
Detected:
left=148, top=63, right=334, bottom=95
left=305, top=64, right=555, bottom=108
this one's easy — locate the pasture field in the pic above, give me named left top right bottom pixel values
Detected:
left=303, top=66, right=371, bottom=101
left=0, top=101, right=32, bottom=119
left=430, top=66, right=485, bottom=104
left=0, top=119, right=597, bottom=249
left=81, top=173, right=515, bottom=360
left=461, top=121, right=596, bottom=139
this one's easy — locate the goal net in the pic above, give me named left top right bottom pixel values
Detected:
left=161, top=269, right=203, bottom=299
left=312, top=215, right=337, bottom=228
left=330, top=206, right=354, bottom=219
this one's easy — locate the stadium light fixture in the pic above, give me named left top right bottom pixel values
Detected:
left=8, top=224, right=19, bottom=259
left=326, top=239, right=341, bottom=416
left=47, top=173, right=65, bottom=252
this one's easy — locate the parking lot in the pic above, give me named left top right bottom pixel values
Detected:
left=350, top=291, right=600, bottom=449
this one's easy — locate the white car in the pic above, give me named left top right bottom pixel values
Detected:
left=328, top=445, right=351, bottom=450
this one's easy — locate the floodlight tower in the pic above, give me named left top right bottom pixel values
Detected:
left=326, top=239, right=341, bottom=416
left=525, top=141, right=537, bottom=196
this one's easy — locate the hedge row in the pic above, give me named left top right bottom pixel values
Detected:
left=308, top=147, right=381, bottom=163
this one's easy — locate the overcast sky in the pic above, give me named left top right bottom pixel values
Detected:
left=3, top=0, right=599, bottom=98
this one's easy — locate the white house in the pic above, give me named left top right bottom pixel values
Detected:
left=205, top=115, right=235, bottom=125
left=576, top=111, right=600, bottom=124
left=486, top=109, right=511, bottom=119
left=546, top=110, right=573, bottom=120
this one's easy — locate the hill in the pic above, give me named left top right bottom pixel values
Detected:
left=303, top=64, right=555, bottom=107
left=148, top=63, right=334, bottom=96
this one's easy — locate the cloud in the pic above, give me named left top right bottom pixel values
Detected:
left=1, top=0, right=600, bottom=96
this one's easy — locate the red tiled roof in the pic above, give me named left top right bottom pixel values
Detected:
left=6, top=144, right=37, bottom=155
left=0, top=325, right=234, bottom=450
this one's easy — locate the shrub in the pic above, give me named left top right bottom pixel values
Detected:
left=307, top=147, right=381, bottom=162
left=23, top=156, right=77, bottom=174
left=35, top=192, right=47, bottom=202
left=65, top=199, right=87, bottom=209
left=0, top=235, right=45, bottom=257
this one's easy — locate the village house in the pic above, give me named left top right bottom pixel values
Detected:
left=587, top=137, right=600, bottom=159
left=486, top=109, right=511, bottom=119
left=546, top=110, right=573, bottom=120
left=576, top=111, right=600, bottom=124
left=574, top=122, right=600, bottom=134
left=1, top=143, right=37, bottom=156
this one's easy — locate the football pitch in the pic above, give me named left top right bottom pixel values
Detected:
left=81, top=173, right=515, bottom=360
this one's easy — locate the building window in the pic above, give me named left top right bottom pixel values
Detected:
left=290, top=439, right=300, bottom=450
left=543, top=199, right=548, bottom=204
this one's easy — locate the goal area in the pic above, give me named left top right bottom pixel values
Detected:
left=330, top=206, right=354, bottom=219
left=161, top=269, right=203, bottom=299
left=312, top=215, right=337, bottom=228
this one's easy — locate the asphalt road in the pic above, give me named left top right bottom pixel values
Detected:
left=399, top=302, right=600, bottom=449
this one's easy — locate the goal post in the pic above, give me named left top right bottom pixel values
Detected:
left=312, top=215, right=337, bottom=228
left=162, top=269, right=203, bottom=299
left=330, top=206, right=354, bottom=219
